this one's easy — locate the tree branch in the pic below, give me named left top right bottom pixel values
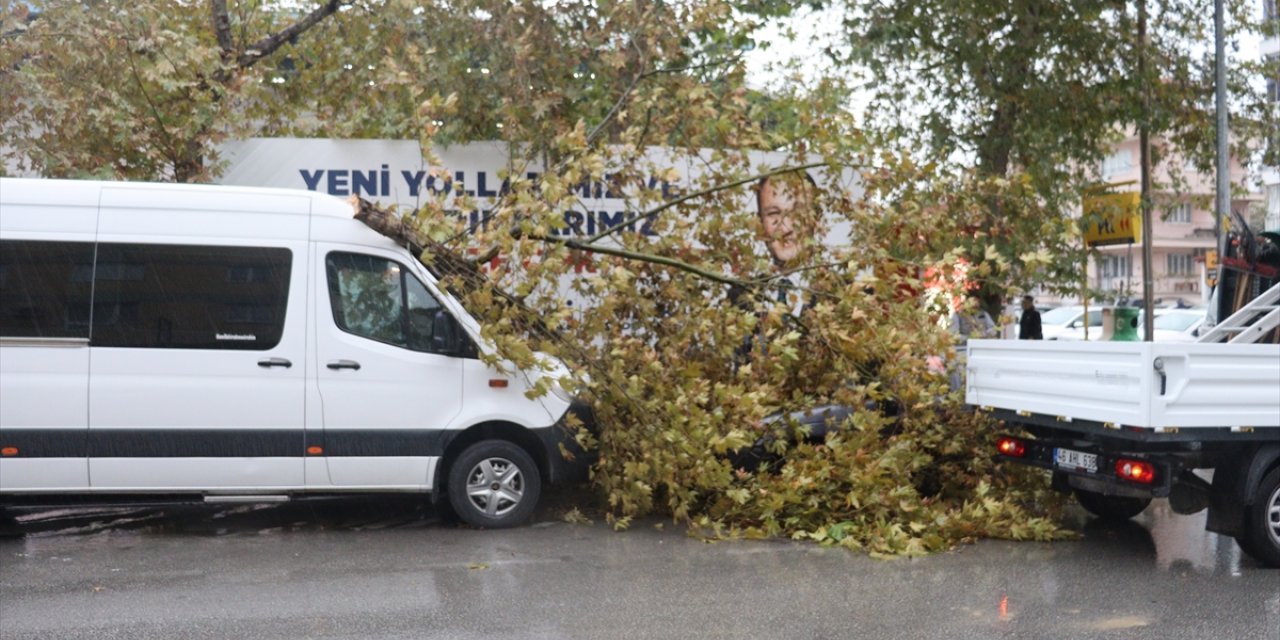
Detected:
left=584, top=161, right=829, bottom=244
left=586, top=40, right=646, bottom=146
left=211, top=0, right=234, bottom=55
left=529, top=233, right=751, bottom=288
left=236, top=0, right=344, bottom=69
left=122, top=42, right=182, bottom=171
left=586, top=51, right=738, bottom=146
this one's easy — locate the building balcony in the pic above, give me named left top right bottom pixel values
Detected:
left=1154, top=276, right=1201, bottom=295
left=1096, top=276, right=1200, bottom=298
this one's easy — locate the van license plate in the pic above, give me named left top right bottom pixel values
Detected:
left=1054, top=448, right=1097, bottom=473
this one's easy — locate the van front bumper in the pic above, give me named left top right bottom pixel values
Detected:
left=536, top=401, right=598, bottom=485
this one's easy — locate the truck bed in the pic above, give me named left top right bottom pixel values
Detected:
left=965, top=340, right=1280, bottom=432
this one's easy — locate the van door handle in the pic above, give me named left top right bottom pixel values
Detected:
left=327, top=360, right=361, bottom=371
left=258, top=357, right=293, bottom=369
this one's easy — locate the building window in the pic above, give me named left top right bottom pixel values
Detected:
left=1101, top=149, right=1133, bottom=178
left=1166, top=202, right=1192, bottom=224
left=1101, top=255, right=1131, bottom=279
left=1266, top=184, right=1280, bottom=230
left=1269, top=53, right=1279, bottom=102
left=1166, top=253, right=1194, bottom=276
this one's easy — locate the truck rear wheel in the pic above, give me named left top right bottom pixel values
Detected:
left=446, top=440, right=541, bottom=529
left=1073, top=489, right=1151, bottom=521
left=1238, top=467, right=1280, bottom=568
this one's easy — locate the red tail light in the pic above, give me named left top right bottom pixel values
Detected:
left=1115, top=459, right=1155, bottom=484
left=997, top=436, right=1026, bottom=458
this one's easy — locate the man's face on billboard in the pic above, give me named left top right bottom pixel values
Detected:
left=758, top=176, right=810, bottom=266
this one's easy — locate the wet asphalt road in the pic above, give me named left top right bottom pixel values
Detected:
left=0, top=496, right=1277, bottom=640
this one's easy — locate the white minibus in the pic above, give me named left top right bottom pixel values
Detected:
left=0, top=178, right=586, bottom=528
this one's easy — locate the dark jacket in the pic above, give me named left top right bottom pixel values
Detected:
left=1019, top=308, right=1043, bottom=340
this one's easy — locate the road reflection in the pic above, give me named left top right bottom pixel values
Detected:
left=1, top=496, right=441, bottom=538
left=0, top=495, right=1271, bottom=575
left=1065, top=499, right=1259, bottom=574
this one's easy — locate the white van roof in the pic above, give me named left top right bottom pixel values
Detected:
left=1, top=177, right=354, bottom=216
left=0, top=177, right=395, bottom=249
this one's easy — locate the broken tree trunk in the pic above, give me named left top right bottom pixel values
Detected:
left=348, top=196, right=561, bottom=343
left=348, top=196, right=490, bottom=295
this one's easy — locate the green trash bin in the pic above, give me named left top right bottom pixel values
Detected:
left=1112, top=307, right=1139, bottom=341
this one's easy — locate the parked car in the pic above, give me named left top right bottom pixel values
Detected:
left=1131, top=307, right=1209, bottom=342
left=1040, top=306, right=1107, bottom=341
left=1151, top=308, right=1208, bottom=343
left=727, top=402, right=902, bottom=473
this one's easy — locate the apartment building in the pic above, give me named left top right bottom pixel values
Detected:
left=1088, top=135, right=1259, bottom=306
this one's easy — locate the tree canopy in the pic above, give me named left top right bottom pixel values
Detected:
left=837, top=0, right=1273, bottom=304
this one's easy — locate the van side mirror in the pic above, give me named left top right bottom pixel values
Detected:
left=431, top=310, right=462, bottom=355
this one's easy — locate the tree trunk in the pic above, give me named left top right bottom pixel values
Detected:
left=970, top=0, right=1039, bottom=319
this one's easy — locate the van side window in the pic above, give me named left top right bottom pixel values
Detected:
left=0, top=240, right=95, bottom=339
left=325, top=251, right=447, bottom=353
left=91, top=244, right=291, bottom=350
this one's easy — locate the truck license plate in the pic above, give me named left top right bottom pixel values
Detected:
left=1054, top=447, right=1097, bottom=473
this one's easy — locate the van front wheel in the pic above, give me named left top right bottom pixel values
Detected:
left=447, top=440, right=541, bottom=529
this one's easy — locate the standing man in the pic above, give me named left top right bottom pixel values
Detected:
left=1019, top=295, right=1043, bottom=340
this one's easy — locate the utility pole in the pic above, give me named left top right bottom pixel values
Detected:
left=1214, top=0, right=1229, bottom=291
left=1139, top=0, right=1154, bottom=341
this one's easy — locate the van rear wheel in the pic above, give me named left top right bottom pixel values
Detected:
left=1073, top=489, right=1151, bottom=521
left=447, top=440, right=541, bottom=529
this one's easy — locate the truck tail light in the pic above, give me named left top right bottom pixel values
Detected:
left=996, top=436, right=1026, bottom=458
left=1116, top=459, right=1155, bottom=484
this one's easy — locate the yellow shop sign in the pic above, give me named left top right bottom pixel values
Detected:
left=1083, top=191, right=1141, bottom=247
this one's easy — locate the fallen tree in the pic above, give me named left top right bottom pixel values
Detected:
left=349, top=152, right=1071, bottom=555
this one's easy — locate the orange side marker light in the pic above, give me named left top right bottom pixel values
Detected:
left=1, top=447, right=18, bottom=456
left=306, top=446, right=323, bottom=455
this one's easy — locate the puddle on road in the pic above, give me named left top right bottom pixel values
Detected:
left=3, top=494, right=1266, bottom=577
left=1065, top=499, right=1255, bottom=574
left=1084, top=614, right=1153, bottom=631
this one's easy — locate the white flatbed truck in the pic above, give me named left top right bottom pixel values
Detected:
left=965, top=283, right=1280, bottom=567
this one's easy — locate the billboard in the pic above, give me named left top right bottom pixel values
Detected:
left=217, top=138, right=858, bottom=247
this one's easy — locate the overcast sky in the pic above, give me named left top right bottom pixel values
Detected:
left=743, top=3, right=1268, bottom=112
